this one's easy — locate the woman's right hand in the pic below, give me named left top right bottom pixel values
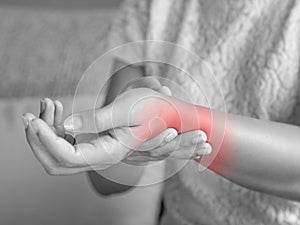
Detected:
left=22, top=78, right=211, bottom=176
left=22, top=97, right=140, bottom=175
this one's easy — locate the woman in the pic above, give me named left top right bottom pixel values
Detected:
left=23, top=0, right=300, bottom=224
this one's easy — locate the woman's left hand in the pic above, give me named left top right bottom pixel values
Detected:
left=66, top=77, right=212, bottom=163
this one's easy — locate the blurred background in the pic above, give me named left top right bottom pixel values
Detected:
left=0, top=1, right=163, bottom=224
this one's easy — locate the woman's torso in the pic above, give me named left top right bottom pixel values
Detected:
left=141, top=0, right=300, bottom=224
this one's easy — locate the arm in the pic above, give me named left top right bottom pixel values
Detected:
left=22, top=61, right=208, bottom=196
left=139, top=95, right=300, bottom=201
left=88, top=59, right=146, bottom=196
left=145, top=96, right=300, bottom=201
left=68, top=89, right=300, bottom=201
left=210, top=113, right=300, bottom=201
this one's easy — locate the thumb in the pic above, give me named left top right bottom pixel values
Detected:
left=63, top=103, right=125, bottom=134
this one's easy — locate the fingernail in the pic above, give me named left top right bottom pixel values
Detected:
left=165, top=131, right=177, bottom=142
left=206, top=144, right=212, bottom=154
left=192, top=131, right=208, bottom=145
left=21, top=116, right=29, bottom=130
left=29, top=119, right=39, bottom=132
left=198, top=144, right=212, bottom=155
left=40, top=99, right=46, bottom=113
left=63, top=115, right=82, bottom=131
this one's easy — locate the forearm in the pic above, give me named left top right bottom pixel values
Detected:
left=180, top=106, right=300, bottom=201
left=219, top=114, right=300, bottom=201
left=134, top=95, right=300, bottom=201
left=88, top=59, right=145, bottom=195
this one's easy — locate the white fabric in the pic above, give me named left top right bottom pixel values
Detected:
left=109, top=0, right=300, bottom=224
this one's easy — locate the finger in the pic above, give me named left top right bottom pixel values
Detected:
left=178, top=130, right=207, bottom=147
left=147, top=130, right=207, bottom=156
left=159, top=86, right=172, bottom=96
left=26, top=119, right=60, bottom=172
left=30, top=118, right=85, bottom=167
left=58, top=128, right=131, bottom=170
left=74, top=133, right=130, bottom=170
left=40, top=98, right=55, bottom=126
left=54, top=100, right=65, bottom=137
left=23, top=114, right=91, bottom=174
left=54, top=100, right=63, bottom=126
left=24, top=114, right=65, bottom=173
left=136, top=128, right=178, bottom=151
left=148, top=139, right=179, bottom=157
left=126, top=150, right=167, bottom=162
left=123, top=77, right=161, bottom=92
left=63, top=104, right=113, bottom=134
left=169, top=143, right=212, bottom=159
left=23, top=112, right=36, bottom=124
left=27, top=122, right=89, bottom=175
left=126, top=154, right=165, bottom=162
left=149, top=141, right=212, bottom=160
left=63, top=88, right=164, bottom=134
left=148, top=130, right=205, bottom=156
left=39, top=99, right=46, bottom=117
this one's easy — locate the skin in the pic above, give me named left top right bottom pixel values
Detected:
left=22, top=61, right=300, bottom=202
left=105, top=63, right=300, bottom=202
left=86, top=60, right=210, bottom=194
left=62, top=86, right=300, bottom=202
left=22, top=62, right=210, bottom=180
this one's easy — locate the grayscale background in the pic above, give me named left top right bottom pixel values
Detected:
left=0, top=1, right=162, bottom=224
